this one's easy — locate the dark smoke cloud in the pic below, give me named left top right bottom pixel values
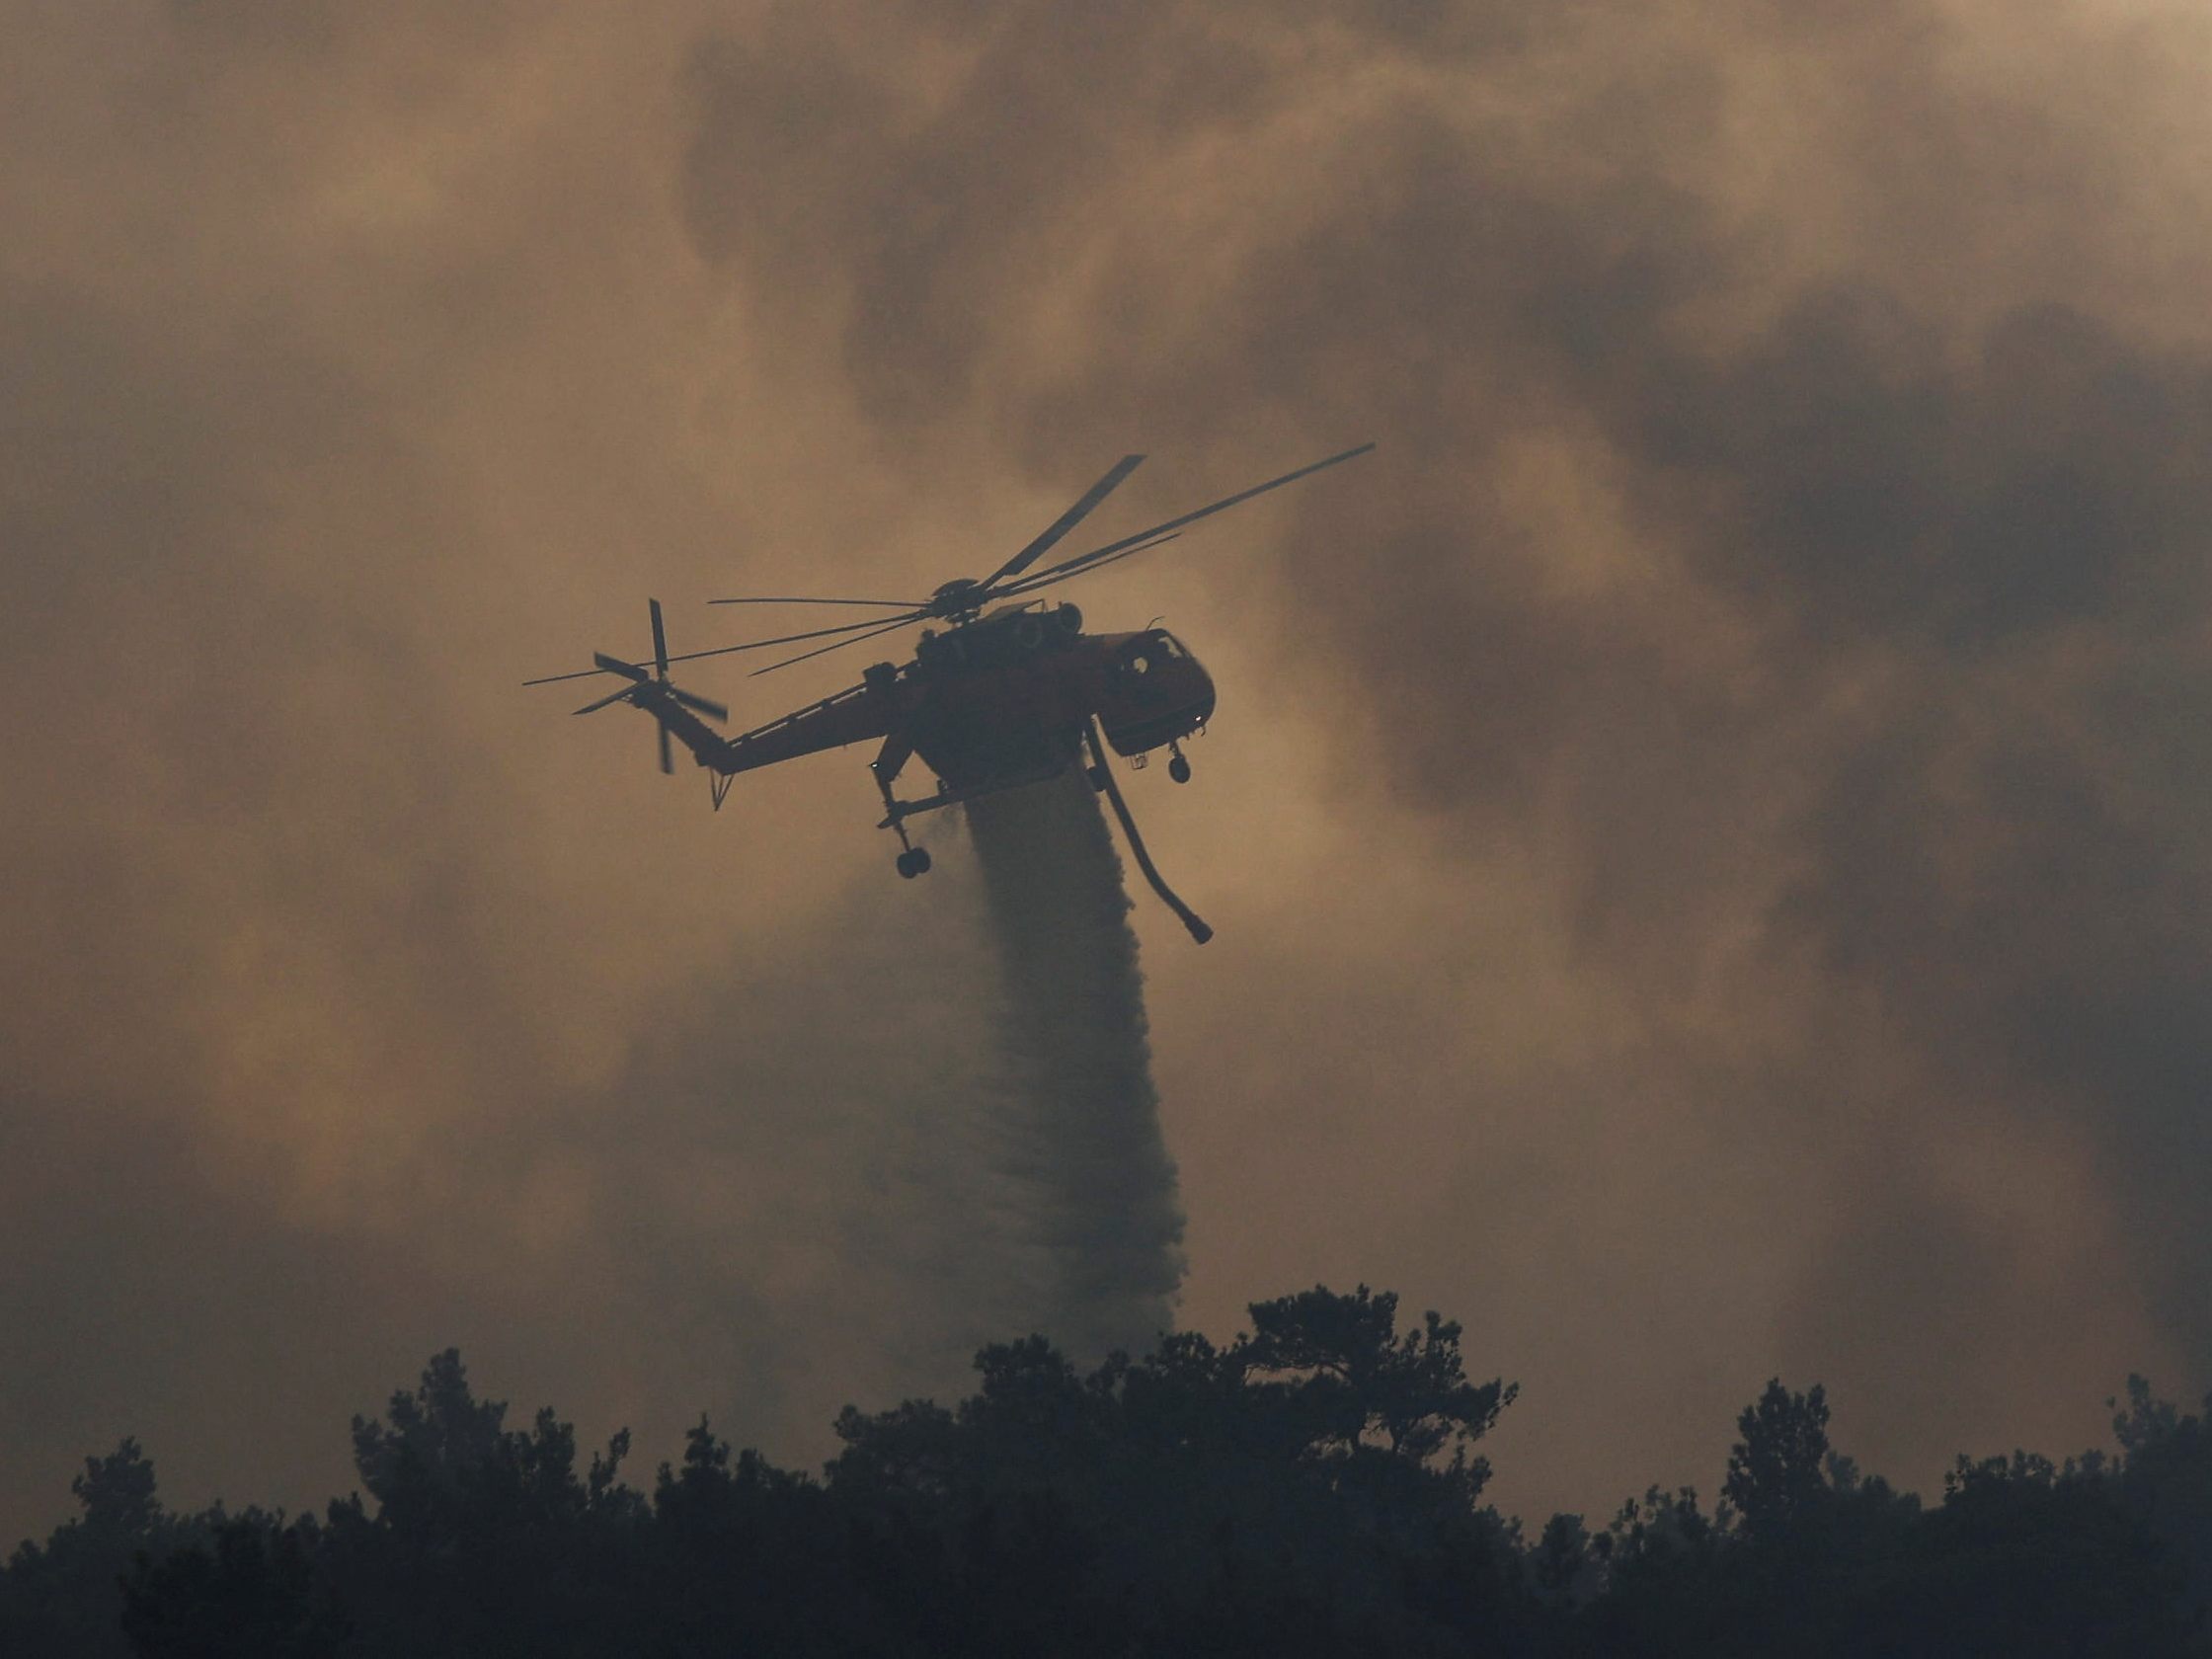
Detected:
left=7, top=0, right=2212, bottom=1541
left=674, top=0, right=2212, bottom=1508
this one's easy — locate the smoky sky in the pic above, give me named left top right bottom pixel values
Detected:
left=6, top=0, right=2212, bottom=1542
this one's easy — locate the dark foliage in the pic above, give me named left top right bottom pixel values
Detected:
left=3, top=1288, right=2208, bottom=1656
left=2, top=1441, right=195, bottom=1659
left=121, top=1515, right=344, bottom=1659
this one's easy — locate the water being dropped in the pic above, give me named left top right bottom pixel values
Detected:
left=964, top=767, right=1187, bottom=1360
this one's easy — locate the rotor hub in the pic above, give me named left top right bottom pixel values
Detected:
left=929, top=578, right=985, bottom=621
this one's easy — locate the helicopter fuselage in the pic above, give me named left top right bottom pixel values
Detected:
left=900, top=605, right=1214, bottom=787
left=652, top=602, right=1214, bottom=802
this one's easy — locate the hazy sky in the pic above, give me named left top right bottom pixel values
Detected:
left=7, top=0, right=2212, bottom=1542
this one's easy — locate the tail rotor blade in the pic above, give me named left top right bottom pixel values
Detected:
left=671, top=686, right=729, bottom=722
left=650, top=599, right=671, bottom=680
left=659, top=724, right=673, bottom=775
left=592, top=653, right=651, bottom=683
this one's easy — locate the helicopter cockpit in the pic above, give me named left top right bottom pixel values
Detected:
left=1100, top=627, right=1214, bottom=762
left=1118, top=629, right=1190, bottom=679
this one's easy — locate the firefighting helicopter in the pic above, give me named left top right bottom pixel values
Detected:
left=524, top=443, right=1374, bottom=942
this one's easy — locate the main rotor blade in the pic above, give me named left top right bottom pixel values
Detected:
left=994, top=532, right=1182, bottom=599
left=983, top=453, right=1146, bottom=588
left=668, top=610, right=926, bottom=664
left=670, top=685, right=730, bottom=722
left=708, top=595, right=924, bottom=608
left=525, top=447, right=1367, bottom=690
left=659, top=724, right=673, bottom=775
left=650, top=598, right=671, bottom=680
left=572, top=685, right=636, bottom=715
left=537, top=610, right=927, bottom=685
left=526, top=663, right=622, bottom=686
left=749, top=614, right=920, bottom=677
left=1005, top=442, right=1376, bottom=592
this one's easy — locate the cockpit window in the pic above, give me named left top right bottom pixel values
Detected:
left=1156, top=633, right=1186, bottom=659
left=1129, top=653, right=1150, bottom=674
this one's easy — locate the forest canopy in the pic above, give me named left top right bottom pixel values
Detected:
left=5, top=1284, right=2208, bottom=1657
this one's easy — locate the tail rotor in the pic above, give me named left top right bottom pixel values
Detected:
left=569, top=599, right=730, bottom=774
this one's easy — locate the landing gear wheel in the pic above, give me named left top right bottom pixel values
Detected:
left=896, top=846, right=932, bottom=879
left=1087, top=763, right=1108, bottom=791
left=1167, top=753, right=1192, bottom=784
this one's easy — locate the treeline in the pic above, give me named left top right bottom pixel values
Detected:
left=5, top=1285, right=2210, bottom=1655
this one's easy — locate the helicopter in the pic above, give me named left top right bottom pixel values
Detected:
left=524, top=442, right=1375, bottom=943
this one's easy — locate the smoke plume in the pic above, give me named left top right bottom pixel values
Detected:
left=9, top=0, right=2212, bottom=1544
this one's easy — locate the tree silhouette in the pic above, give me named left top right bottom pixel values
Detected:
left=72, top=1443, right=162, bottom=1540
left=1722, top=1379, right=1831, bottom=1541
left=1, top=1440, right=187, bottom=1659
left=318, top=1348, right=643, bottom=1658
left=2111, top=1377, right=2212, bottom=1624
left=1241, top=1284, right=1513, bottom=1467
